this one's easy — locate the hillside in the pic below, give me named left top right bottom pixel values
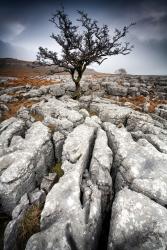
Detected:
left=0, top=58, right=97, bottom=77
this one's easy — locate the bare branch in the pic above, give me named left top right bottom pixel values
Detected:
left=37, top=8, right=135, bottom=88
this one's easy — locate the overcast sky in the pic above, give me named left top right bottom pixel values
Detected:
left=0, top=0, right=167, bottom=75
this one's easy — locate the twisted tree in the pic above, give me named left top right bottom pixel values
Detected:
left=37, top=8, right=135, bottom=97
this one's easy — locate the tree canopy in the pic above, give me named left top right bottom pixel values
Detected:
left=37, top=8, right=135, bottom=95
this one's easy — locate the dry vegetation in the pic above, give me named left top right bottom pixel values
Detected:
left=1, top=76, right=61, bottom=88
left=0, top=99, right=38, bottom=122
left=19, top=205, right=42, bottom=250
left=31, top=113, right=44, bottom=122
left=107, top=95, right=167, bottom=112
left=51, top=162, right=64, bottom=179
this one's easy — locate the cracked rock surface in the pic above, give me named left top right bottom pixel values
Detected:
left=0, top=74, right=167, bottom=250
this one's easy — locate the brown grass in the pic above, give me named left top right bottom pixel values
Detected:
left=0, top=99, right=38, bottom=122
left=31, top=113, right=44, bottom=122
left=47, top=123, right=58, bottom=133
left=89, top=110, right=98, bottom=116
left=18, top=204, right=42, bottom=249
left=106, top=95, right=167, bottom=113
left=50, top=162, right=64, bottom=179
left=2, top=76, right=61, bottom=88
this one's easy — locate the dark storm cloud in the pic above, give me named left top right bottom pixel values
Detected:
left=0, top=0, right=167, bottom=74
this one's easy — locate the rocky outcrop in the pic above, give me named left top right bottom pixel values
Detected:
left=0, top=122, right=54, bottom=214
left=103, top=122, right=167, bottom=206
left=26, top=122, right=113, bottom=250
left=0, top=72, right=167, bottom=250
left=31, top=97, right=84, bottom=135
left=108, top=188, right=167, bottom=250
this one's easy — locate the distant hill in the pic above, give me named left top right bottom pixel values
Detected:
left=0, top=58, right=97, bottom=77
left=0, top=40, right=33, bottom=61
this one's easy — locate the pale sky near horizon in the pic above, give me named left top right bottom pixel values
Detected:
left=0, top=0, right=167, bottom=75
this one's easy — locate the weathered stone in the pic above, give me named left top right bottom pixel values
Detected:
left=53, top=131, right=65, bottom=162
left=0, top=94, right=15, bottom=103
left=17, top=107, right=35, bottom=127
left=49, top=84, right=65, bottom=97
left=84, top=116, right=101, bottom=128
left=103, top=122, right=167, bottom=206
left=0, top=122, right=54, bottom=214
left=126, top=111, right=167, bottom=143
left=26, top=124, right=105, bottom=250
left=90, top=98, right=132, bottom=125
left=40, top=173, right=58, bottom=193
left=156, top=104, right=167, bottom=120
left=90, top=128, right=113, bottom=213
left=32, top=97, right=84, bottom=131
left=79, top=108, right=90, bottom=118
left=12, top=194, right=29, bottom=219
left=0, top=118, right=25, bottom=148
left=106, top=82, right=128, bottom=96
left=127, top=86, right=139, bottom=96
left=79, top=95, right=92, bottom=109
left=108, top=188, right=167, bottom=250
left=23, top=88, right=43, bottom=98
left=28, top=188, right=46, bottom=206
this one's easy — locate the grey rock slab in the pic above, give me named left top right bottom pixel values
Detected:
left=28, top=188, right=46, bottom=206
left=0, top=94, right=15, bottom=103
left=32, top=97, right=84, bottom=128
left=0, top=122, right=54, bottom=214
left=23, top=88, right=43, bottom=98
left=106, top=82, right=128, bottom=96
left=84, top=116, right=102, bottom=128
left=79, top=95, right=92, bottom=109
left=131, top=131, right=167, bottom=154
left=40, top=173, right=58, bottom=193
left=0, top=118, right=25, bottom=148
left=79, top=108, right=90, bottom=118
left=12, top=193, right=29, bottom=219
left=90, top=98, right=132, bottom=125
left=49, top=84, right=65, bottom=97
left=108, top=188, right=167, bottom=250
left=103, top=122, right=167, bottom=206
left=26, top=124, right=105, bottom=250
left=127, top=111, right=167, bottom=143
left=59, top=95, right=80, bottom=110
left=90, top=128, right=113, bottom=213
left=62, top=123, right=96, bottom=164
left=53, top=131, right=65, bottom=162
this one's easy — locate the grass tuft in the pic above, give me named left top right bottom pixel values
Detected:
left=20, top=205, right=42, bottom=240
left=50, top=162, right=64, bottom=179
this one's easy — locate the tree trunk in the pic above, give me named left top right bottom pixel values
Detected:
left=74, top=81, right=81, bottom=99
left=70, top=69, right=83, bottom=99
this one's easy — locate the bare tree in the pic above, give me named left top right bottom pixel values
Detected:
left=114, top=68, right=127, bottom=74
left=37, top=7, right=135, bottom=97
